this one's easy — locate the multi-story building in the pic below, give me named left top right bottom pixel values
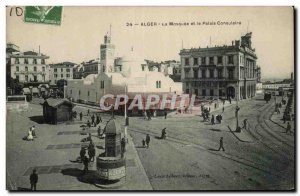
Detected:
left=49, top=62, right=76, bottom=85
left=73, top=64, right=84, bottom=79
left=82, top=59, right=101, bottom=77
left=179, top=32, right=257, bottom=100
left=256, top=66, right=261, bottom=82
left=8, top=45, right=50, bottom=84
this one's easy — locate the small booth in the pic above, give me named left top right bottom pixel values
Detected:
left=97, top=119, right=126, bottom=182
left=43, top=99, right=73, bottom=124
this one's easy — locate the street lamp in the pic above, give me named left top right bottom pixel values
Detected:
left=235, top=81, right=240, bottom=132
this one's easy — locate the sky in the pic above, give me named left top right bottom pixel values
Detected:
left=6, top=6, right=294, bottom=80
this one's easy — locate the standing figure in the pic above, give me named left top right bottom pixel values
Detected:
left=91, top=114, right=95, bottom=126
left=211, top=115, right=215, bottom=125
left=87, top=120, right=91, bottom=129
left=97, top=126, right=101, bottom=137
left=142, top=139, right=146, bottom=148
left=29, top=169, right=38, bottom=191
left=80, top=147, right=86, bottom=162
left=286, top=122, right=292, bottom=135
left=96, top=115, right=100, bottom=125
left=164, top=110, right=167, bottom=119
left=218, top=137, right=225, bottom=151
left=88, top=145, right=96, bottom=162
left=82, top=156, right=89, bottom=174
left=87, top=109, right=90, bottom=116
left=145, top=134, right=150, bottom=148
left=243, top=119, right=247, bottom=129
left=79, top=112, right=83, bottom=121
left=222, top=106, right=225, bottom=113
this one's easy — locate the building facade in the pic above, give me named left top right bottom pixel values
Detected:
left=8, top=49, right=50, bottom=83
left=179, top=32, right=257, bottom=100
left=73, top=64, right=84, bottom=79
left=49, top=62, right=76, bottom=85
left=82, top=59, right=101, bottom=77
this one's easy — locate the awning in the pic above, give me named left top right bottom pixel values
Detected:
left=32, top=88, right=39, bottom=93
left=23, top=88, right=31, bottom=94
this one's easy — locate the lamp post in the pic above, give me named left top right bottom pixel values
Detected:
left=235, top=81, right=240, bottom=132
left=124, top=84, right=128, bottom=143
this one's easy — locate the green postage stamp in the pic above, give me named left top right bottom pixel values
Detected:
left=24, top=6, right=63, bottom=25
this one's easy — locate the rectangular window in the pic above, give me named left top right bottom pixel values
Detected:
left=210, top=70, right=214, bottom=78
left=25, top=75, right=28, bottom=82
left=70, top=90, right=72, bottom=95
left=219, top=89, right=223, bottom=97
left=210, top=89, right=214, bottom=96
left=34, top=76, right=37, bottom=82
left=184, top=70, right=189, bottom=78
left=228, top=55, right=234, bottom=64
left=33, top=59, right=37, bottom=64
left=193, top=58, right=198, bottom=65
left=217, top=56, right=222, bottom=64
left=202, top=89, right=206, bottom=96
left=61, top=68, right=63, bottom=72
left=185, top=89, right=189, bottom=94
left=54, top=68, right=57, bottom=72
left=202, top=70, right=206, bottom=78
left=185, top=58, right=189, bottom=66
left=67, top=74, right=70, bottom=78
left=15, top=58, right=19, bottom=64
left=16, top=75, right=19, bottom=81
left=16, top=66, right=19, bottom=72
left=100, top=81, right=105, bottom=89
left=42, top=67, right=45, bottom=72
left=228, top=69, right=234, bottom=79
left=25, top=67, right=28, bottom=71
left=24, top=58, right=28, bottom=64
left=66, top=68, right=70, bottom=72
left=217, top=69, right=223, bottom=78
left=41, top=59, right=45, bottom=64
left=209, top=57, right=214, bottom=65
left=194, top=70, right=198, bottom=79
left=54, top=74, right=57, bottom=78
left=194, top=89, right=198, bottom=96
left=34, top=66, right=37, bottom=72
left=201, top=57, right=206, bottom=65
left=61, top=74, right=63, bottom=78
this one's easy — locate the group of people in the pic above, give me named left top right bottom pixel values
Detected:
left=24, top=126, right=37, bottom=141
left=86, top=114, right=102, bottom=129
left=142, top=134, right=151, bottom=148
left=79, top=141, right=96, bottom=174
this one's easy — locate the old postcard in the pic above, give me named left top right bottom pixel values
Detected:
left=6, top=6, right=295, bottom=191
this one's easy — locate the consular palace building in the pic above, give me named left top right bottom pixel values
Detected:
left=179, top=32, right=258, bottom=101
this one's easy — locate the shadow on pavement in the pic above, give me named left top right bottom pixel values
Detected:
left=209, top=128, right=222, bottom=132
left=208, top=148, right=219, bottom=151
left=135, top=146, right=146, bottom=148
left=17, top=187, right=31, bottom=191
left=28, top=115, right=45, bottom=124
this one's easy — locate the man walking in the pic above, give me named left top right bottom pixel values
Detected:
left=222, top=106, right=225, bottom=113
left=218, top=137, right=225, bottom=151
left=79, top=112, right=83, bottom=121
left=91, top=114, right=95, bottom=126
left=164, top=110, right=167, bottom=119
left=29, top=169, right=38, bottom=191
left=80, top=147, right=86, bottom=162
left=211, top=114, right=215, bottom=125
left=243, top=119, right=247, bottom=130
left=88, top=145, right=96, bottom=162
left=82, top=156, right=89, bottom=174
left=146, top=134, right=150, bottom=148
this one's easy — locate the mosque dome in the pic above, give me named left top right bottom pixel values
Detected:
left=119, top=49, right=147, bottom=76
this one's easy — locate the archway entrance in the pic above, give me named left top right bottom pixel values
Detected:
left=227, top=86, right=235, bottom=99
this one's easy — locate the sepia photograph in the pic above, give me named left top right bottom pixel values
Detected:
left=5, top=6, right=295, bottom=191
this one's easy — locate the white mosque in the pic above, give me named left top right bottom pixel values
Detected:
left=65, top=32, right=182, bottom=107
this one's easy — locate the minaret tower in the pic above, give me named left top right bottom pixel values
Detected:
left=100, top=25, right=115, bottom=73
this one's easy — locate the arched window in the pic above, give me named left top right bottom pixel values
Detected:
left=156, top=81, right=158, bottom=88
left=159, top=81, right=161, bottom=88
